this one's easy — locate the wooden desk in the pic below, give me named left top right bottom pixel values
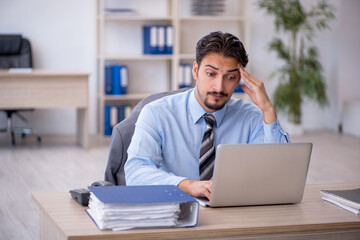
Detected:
left=32, top=182, right=360, bottom=240
left=0, top=70, right=89, bottom=148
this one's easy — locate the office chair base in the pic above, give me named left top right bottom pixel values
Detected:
left=0, top=127, right=41, bottom=146
left=0, top=109, right=41, bottom=146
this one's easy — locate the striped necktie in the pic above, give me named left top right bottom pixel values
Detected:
left=199, top=114, right=216, bottom=180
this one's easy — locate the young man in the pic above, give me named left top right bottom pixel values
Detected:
left=125, top=31, right=289, bottom=199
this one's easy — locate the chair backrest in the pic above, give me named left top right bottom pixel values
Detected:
left=105, top=88, right=191, bottom=185
left=0, top=34, right=33, bottom=69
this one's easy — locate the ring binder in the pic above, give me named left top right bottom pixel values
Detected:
left=86, top=185, right=199, bottom=230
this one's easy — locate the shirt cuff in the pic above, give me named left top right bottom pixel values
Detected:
left=263, top=119, right=289, bottom=143
left=167, top=176, right=187, bottom=186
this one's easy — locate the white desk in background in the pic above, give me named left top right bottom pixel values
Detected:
left=0, top=70, right=90, bottom=148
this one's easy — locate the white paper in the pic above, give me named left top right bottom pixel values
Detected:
left=322, top=196, right=360, bottom=214
left=8, top=68, right=33, bottom=73
left=87, top=193, right=182, bottom=230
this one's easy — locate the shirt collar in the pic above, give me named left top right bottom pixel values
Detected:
left=188, top=88, right=226, bottom=127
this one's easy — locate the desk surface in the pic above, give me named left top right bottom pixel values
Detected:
left=32, top=182, right=360, bottom=240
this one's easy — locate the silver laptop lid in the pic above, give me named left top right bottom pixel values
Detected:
left=207, top=143, right=312, bottom=207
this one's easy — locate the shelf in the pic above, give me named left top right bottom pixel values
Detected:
left=102, top=93, right=156, bottom=103
left=180, top=16, right=246, bottom=21
left=101, top=15, right=174, bottom=21
left=102, top=55, right=173, bottom=61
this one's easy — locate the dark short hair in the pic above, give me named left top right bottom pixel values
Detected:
left=195, top=31, right=248, bottom=67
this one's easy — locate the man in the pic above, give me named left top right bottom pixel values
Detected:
left=125, top=31, right=289, bottom=199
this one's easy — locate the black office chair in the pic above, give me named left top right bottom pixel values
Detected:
left=0, top=34, right=41, bottom=145
left=104, top=88, right=191, bottom=185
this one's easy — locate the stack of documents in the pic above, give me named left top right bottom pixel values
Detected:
left=104, top=8, right=136, bottom=16
left=191, top=0, right=225, bottom=16
left=321, top=188, right=360, bottom=214
left=86, top=185, right=199, bottom=230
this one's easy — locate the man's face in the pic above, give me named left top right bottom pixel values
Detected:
left=193, top=53, right=241, bottom=113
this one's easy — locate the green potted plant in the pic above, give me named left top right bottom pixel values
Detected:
left=257, top=0, right=335, bottom=131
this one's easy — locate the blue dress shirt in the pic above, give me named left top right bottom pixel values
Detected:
left=125, top=88, right=289, bottom=186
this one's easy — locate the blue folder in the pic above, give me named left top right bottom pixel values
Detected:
left=104, top=65, right=112, bottom=94
left=119, top=65, right=128, bottom=94
left=111, top=65, right=121, bottom=95
left=88, top=185, right=196, bottom=204
left=165, top=25, right=173, bottom=54
left=87, top=185, right=199, bottom=228
left=104, top=105, right=112, bottom=136
left=234, top=83, right=245, bottom=93
left=111, top=65, right=128, bottom=95
left=117, top=105, right=125, bottom=123
left=143, top=25, right=158, bottom=54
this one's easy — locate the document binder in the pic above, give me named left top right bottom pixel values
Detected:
left=234, top=83, right=244, bottom=93
left=110, top=65, right=128, bottom=95
left=86, top=185, right=199, bottom=230
left=158, top=26, right=165, bottom=54
left=120, top=65, right=128, bottom=94
left=104, top=105, right=112, bottom=136
left=143, top=26, right=158, bottom=54
left=111, top=65, right=121, bottom=95
left=179, top=64, right=193, bottom=88
left=234, top=79, right=245, bottom=93
left=117, top=106, right=125, bottom=124
left=143, top=25, right=173, bottom=55
left=104, top=105, right=128, bottom=136
left=104, top=65, right=112, bottom=94
left=165, top=25, right=173, bottom=54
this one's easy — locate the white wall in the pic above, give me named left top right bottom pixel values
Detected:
left=0, top=0, right=97, bottom=135
left=338, top=0, right=360, bottom=122
left=1, top=0, right=359, bottom=135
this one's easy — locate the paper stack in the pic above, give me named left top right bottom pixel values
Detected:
left=321, top=188, right=360, bottom=214
left=86, top=185, right=199, bottom=230
left=191, top=0, right=225, bottom=16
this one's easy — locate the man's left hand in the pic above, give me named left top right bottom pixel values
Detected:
left=239, top=66, right=277, bottom=124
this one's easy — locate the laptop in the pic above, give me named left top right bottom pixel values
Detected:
left=197, top=143, right=313, bottom=207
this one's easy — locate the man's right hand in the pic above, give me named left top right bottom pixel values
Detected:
left=177, top=179, right=212, bottom=199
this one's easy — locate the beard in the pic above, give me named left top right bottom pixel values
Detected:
left=197, top=88, right=229, bottom=111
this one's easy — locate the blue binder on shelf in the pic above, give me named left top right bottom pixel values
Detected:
left=86, top=185, right=199, bottom=230
left=158, top=25, right=165, bottom=54
left=111, top=65, right=121, bottom=95
left=117, top=105, right=125, bottom=123
left=165, top=25, right=173, bottom=54
left=111, top=65, right=128, bottom=95
left=119, top=65, right=128, bottom=94
left=143, top=25, right=158, bottom=54
left=234, top=79, right=245, bottom=93
left=104, top=105, right=127, bottom=136
left=104, top=65, right=112, bottom=94
left=104, top=105, right=112, bottom=136
left=143, top=25, right=173, bottom=55
left=179, top=63, right=192, bottom=89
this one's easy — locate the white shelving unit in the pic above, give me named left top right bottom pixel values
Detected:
left=96, top=0, right=250, bottom=135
